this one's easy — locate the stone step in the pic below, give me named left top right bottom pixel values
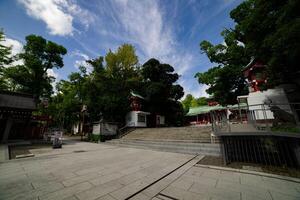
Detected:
left=107, top=139, right=216, bottom=147
left=121, top=127, right=213, bottom=143
left=106, top=139, right=221, bottom=156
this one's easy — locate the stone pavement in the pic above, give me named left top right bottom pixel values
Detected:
left=1, top=139, right=300, bottom=200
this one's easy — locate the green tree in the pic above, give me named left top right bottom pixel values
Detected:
left=182, top=94, right=208, bottom=113
left=4, top=35, right=67, bottom=99
left=195, top=30, right=250, bottom=105
left=230, top=0, right=300, bottom=87
left=190, top=98, right=199, bottom=108
left=0, top=29, right=12, bottom=89
left=43, top=66, right=88, bottom=130
left=87, top=44, right=141, bottom=122
left=181, top=94, right=194, bottom=113
left=197, top=97, right=208, bottom=106
left=141, top=58, right=184, bottom=126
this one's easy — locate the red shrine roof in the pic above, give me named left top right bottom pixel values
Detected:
left=243, top=58, right=266, bottom=78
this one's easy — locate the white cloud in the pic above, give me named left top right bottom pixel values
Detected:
left=71, top=50, right=93, bottom=73
left=0, top=36, right=24, bottom=66
left=47, top=68, right=58, bottom=79
left=18, top=0, right=95, bottom=36
left=1, top=37, right=23, bottom=56
left=93, top=0, right=197, bottom=77
left=47, top=69, right=60, bottom=93
left=180, top=78, right=210, bottom=99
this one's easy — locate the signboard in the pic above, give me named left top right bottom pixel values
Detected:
left=92, top=122, right=118, bottom=136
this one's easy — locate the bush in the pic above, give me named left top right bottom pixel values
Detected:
left=88, top=134, right=101, bottom=142
left=271, top=125, right=300, bottom=133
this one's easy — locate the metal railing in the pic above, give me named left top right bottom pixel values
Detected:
left=222, top=135, right=300, bottom=167
left=117, top=122, right=136, bottom=138
left=211, top=103, right=300, bottom=134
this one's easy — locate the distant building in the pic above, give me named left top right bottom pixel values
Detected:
left=237, top=59, right=293, bottom=122
left=125, top=91, right=165, bottom=127
left=125, top=91, right=150, bottom=127
left=186, top=103, right=247, bottom=125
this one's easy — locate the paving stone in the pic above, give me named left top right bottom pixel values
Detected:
left=189, top=181, right=240, bottom=200
left=129, top=192, right=152, bottom=200
left=89, top=172, right=125, bottom=186
left=169, top=178, right=194, bottom=190
left=241, top=192, right=272, bottom=200
left=216, top=179, right=272, bottom=200
left=40, top=181, right=93, bottom=200
left=62, top=196, right=79, bottom=200
left=269, top=190, right=300, bottom=200
left=161, top=185, right=210, bottom=200
left=76, top=181, right=123, bottom=200
left=96, top=194, right=117, bottom=200
left=240, top=173, right=263, bottom=186
left=1, top=140, right=300, bottom=200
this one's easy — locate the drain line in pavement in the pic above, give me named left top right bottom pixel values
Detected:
left=125, top=155, right=198, bottom=200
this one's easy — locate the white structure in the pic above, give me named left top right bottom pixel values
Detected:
left=156, top=115, right=165, bottom=126
left=238, top=59, right=293, bottom=121
left=240, top=87, right=292, bottom=120
left=92, top=122, right=118, bottom=136
left=72, top=123, right=80, bottom=135
left=125, top=111, right=150, bottom=127
left=248, top=88, right=293, bottom=120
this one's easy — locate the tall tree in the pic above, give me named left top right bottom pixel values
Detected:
left=86, top=44, right=141, bottom=122
left=196, top=0, right=300, bottom=105
left=195, top=30, right=250, bottom=105
left=230, top=0, right=300, bottom=87
left=4, top=35, right=67, bottom=99
left=141, top=58, right=184, bottom=125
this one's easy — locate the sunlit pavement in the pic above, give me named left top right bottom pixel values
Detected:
left=1, top=139, right=300, bottom=200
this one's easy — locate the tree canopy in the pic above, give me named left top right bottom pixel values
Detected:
left=4, top=35, right=67, bottom=99
left=230, top=0, right=300, bottom=87
left=141, top=58, right=184, bottom=125
left=195, top=30, right=250, bottom=105
left=181, top=94, right=208, bottom=113
left=195, top=0, right=299, bottom=105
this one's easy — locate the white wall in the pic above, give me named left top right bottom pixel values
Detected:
left=248, top=87, right=292, bottom=120
left=92, top=123, right=100, bottom=135
left=72, top=123, right=79, bottom=134
left=92, top=123, right=118, bottom=135
left=126, top=111, right=147, bottom=127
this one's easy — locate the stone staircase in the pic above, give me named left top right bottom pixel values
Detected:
left=121, top=126, right=212, bottom=143
left=106, top=139, right=221, bottom=156
left=106, top=126, right=221, bottom=156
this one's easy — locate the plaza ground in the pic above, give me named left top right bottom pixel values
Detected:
left=1, top=138, right=300, bottom=200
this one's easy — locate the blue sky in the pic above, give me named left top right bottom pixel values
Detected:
left=0, top=0, right=243, bottom=98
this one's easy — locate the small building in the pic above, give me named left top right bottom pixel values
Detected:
left=0, top=91, right=37, bottom=143
left=186, top=103, right=248, bottom=125
left=125, top=91, right=150, bottom=127
left=238, top=59, right=293, bottom=122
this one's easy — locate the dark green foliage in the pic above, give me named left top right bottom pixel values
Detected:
left=4, top=35, right=67, bottom=99
left=86, top=44, right=141, bottom=122
left=196, top=0, right=300, bottom=105
left=196, top=30, right=250, bottom=105
left=230, top=0, right=300, bottom=87
left=89, top=134, right=101, bottom=143
left=141, top=58, right=184, bottom=126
